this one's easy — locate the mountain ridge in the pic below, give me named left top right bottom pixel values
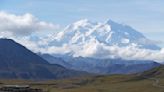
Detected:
left=41, top=54, right=161, bottom=74
left=0, top=38, right=88, bottom=79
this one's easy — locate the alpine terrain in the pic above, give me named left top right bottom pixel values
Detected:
left=40, top=19, right=161, bottom=74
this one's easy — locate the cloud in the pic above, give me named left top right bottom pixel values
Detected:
left=0, top=11, right=59, bottom=37
left=30, top=37, right=164, bottom=63
left=71, top=39, right=164, bottom=63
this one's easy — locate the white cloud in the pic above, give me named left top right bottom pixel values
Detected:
left=0, top=11, right=59, bottom=37
left=70, top=39, right=164, bottom=63
left=31, top=37, right=164, bottom=63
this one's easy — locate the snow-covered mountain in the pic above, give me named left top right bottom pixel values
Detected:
left=38, top=19, right=162, bottom=74
left=51, top=19, right=160, bottom=50
left=38, top=19, right=163, bottom=62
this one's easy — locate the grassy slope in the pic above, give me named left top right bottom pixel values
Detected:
left=0, top=66, right=164, bottom=92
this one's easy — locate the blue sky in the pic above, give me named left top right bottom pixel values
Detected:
left=0, top=0, right=164, bottom=47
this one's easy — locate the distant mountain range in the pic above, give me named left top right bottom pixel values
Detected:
left=0, top=39, right=87, bottom=79
left=40, top=54, right=160, bottom=74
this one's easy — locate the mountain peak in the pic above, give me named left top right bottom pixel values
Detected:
left=0, top=38, right=15, bottom=42
left=106, top=19, right=116, bottom=24
left=68, top=19, right=97, bottom=30
left=74, top=19, right=89, bottom=25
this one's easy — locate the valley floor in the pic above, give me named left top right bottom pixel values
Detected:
left=0, top=75, right=164, bottom=92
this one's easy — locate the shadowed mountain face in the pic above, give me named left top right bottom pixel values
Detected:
left=0, top=39, right=87, bottom=79
left=0, top=39, right=48, bottom=66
